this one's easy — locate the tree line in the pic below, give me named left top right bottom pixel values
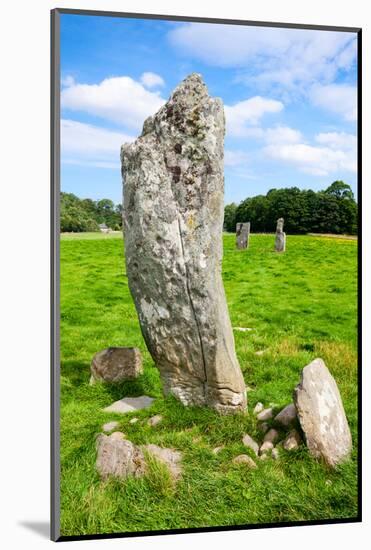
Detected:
left=61, top=193, right=122, bottom=233
left=224, top=181, right=357, bottom=235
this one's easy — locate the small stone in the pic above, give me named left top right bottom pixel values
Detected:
left=90, top=347, right=142, bottom=384
left=242, top=433, right=259, bottom=456
left=255, top=350, right=266, bottom=356
left=259, top=453, right=269, bottom=461
left=129, top=417, right=139, bottom=424
left=103, top=396, right=154, bottom=414
left=256, top=408, right=273, bottom=422
left=232, top=454, right=257, bottom=468
left=260, top=441, right=274, bottom=454
left=294, top=358, right=352, bottom=467
left=263, top=428, right=280, bottom=444
left=258, top=422, right=269, bottom=434
left=102, top=421, right=119, bottom=433
left=253, top=402, right=264, bottom=415
left=326, top=479, right=332, bottom=486
left=282, top=429, right=302, bottom=451
left=147, top=414, right=163, bottom=427
left=142, top=444, right=182, bottom=480
left=233, top=327, right=253, bottom=332
left=274, top=403, right=297, bottom=428
left=272, top=447, right=280, bottom=460
left=96, top=434, right=146, bottom=480
left=212, top=446, right=224, bottom=454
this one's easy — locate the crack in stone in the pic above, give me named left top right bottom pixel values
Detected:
left=177, top=216, right=208, bottom=389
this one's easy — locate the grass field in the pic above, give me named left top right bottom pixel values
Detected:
left=60, top=232, right=358, bottom=537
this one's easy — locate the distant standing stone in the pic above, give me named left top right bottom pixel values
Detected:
left=90, top=347, right=142, bottom=384
left=236, top=222, right=250, bottom=249
left=274, top=403, right=297, bottom=428
left=121, top=73, right=246, bottom=414
left=96, top=432, right=146, bottom=479
left=103, top=395, right=154, bottom=414
left=275, top=217, right=286, bottom=252
left=294, top=358, right=352, bottom=467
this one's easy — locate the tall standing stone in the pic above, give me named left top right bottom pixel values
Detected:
left=275, top=217, right=286, bottom=252
left=236, top=222, right=250, bottom=249
left=121, top=73, right=247, bottom=414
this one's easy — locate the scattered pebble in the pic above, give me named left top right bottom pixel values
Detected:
left=233, top=327, right=253, bottom=332
left=242, top=434, right=259, bottom=456
left=102, top=421, right=119, bottom=433
left=256, top=408, right=273, bottom=422
left=260, top=441, right=274, bottom=454
left=232, top=454, right=257, bottom=468
left=253, top=402, right=264, bottom=415
left=129, top=417, right=139, bottom=424
left=147, top=414, right=163, bottom=427
left=258, top=422, right=269, bottom=434
left=255, top=350, right=267, bottom=356
left=272, top=447, right=280, bottom=460
left=263, top=428, right=280, bottom=444
left=274, top=403, right=297, bottom=428
left=212, top=446, right=224, bottom=454
left=282, top=429, right=302, bottom=451
left=259, top=453, right=269, bottom=461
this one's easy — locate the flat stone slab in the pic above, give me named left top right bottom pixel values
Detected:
left=103, top=396, right=154, bottom=414
left=294, top=358, right=352, bottom=467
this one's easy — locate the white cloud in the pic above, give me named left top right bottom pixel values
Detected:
left=61, top=75, right=75, bottom=88
left=264, top=129, right=357, bottom=176
left=61, top=119, right=134, bottom=169
left=225, top=96, right=283, bottom=137
left=168, top=23, right=356, bottom=95
left=315, top=131, right=357, bottom=150
left=61, top=76, right=166, bottom=131
left=264, top=126, right=302, bottom=144
left=309, top=83, right=357, bottom=121
left=225, top=150, right=249, bottom=166
left=140, top=72, right=165, bottom=88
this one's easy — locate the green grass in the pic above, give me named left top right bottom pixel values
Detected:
left=60, top=232, right=358, bottom=536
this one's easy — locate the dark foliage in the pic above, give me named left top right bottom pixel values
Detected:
left=60, top=193, right=123, bottom=232
left=224, top=181, right=357, bottom=235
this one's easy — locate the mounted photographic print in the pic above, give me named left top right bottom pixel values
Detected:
left=51, top=8, right=361, bottom=542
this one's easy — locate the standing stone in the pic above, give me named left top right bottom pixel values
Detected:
left=90, top=347, right=142, bottom=384
left=293, top=358, right=352, bottom=467
left=236, top=222, right=250, bottom=249
left=121, top=73, right=246, bottom=414
left=275, top=218, right=286, bottom=252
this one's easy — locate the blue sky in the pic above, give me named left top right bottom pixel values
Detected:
left=60, top=14, right=358, bottom=205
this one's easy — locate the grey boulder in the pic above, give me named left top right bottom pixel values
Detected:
left=103, top=395, right=154, bottom=414
left=96, top=432, right=146, bottom=479
left=294, top=358, right=352, bottom=467
left=274, top=403, right=297, bottom=428
left=90, top=347, right=142, bottom=384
